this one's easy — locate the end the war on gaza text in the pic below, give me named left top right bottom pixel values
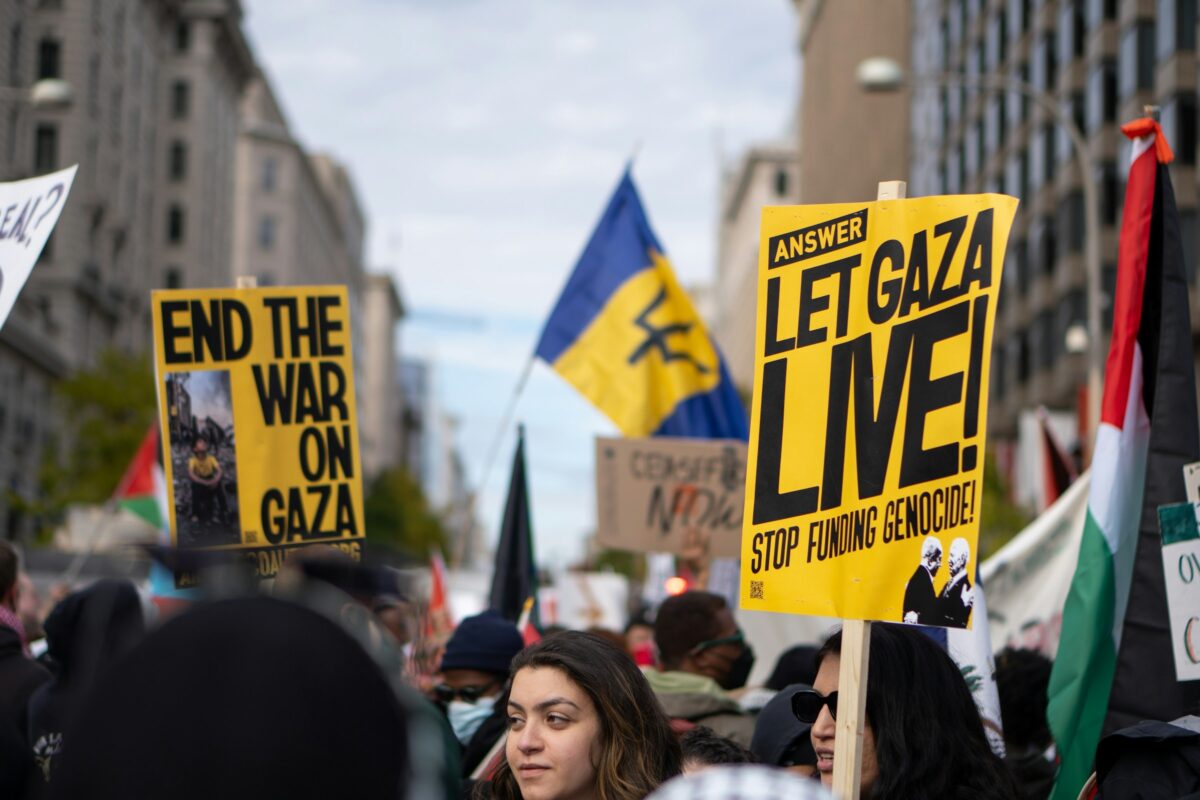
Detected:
left=749, top=206, right=997, bottom=573
left=159, top=294, right=357, bottom=545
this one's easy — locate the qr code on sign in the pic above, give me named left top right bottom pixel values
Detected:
left=750, top=581, right=764, bottom=600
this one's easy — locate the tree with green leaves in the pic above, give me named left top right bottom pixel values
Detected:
left=977, top=454, right=1033, bottom=558
left=363, top=466, right=449, bottom=559
left=34, top=349, right=157, bottom=527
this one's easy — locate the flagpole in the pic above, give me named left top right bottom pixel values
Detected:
left=451, top=356, right=534, bottom=569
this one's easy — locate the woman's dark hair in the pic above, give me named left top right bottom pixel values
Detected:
left=486, top=630, right=681, bottom=800
left=817, top=624, right=1020, bottom=800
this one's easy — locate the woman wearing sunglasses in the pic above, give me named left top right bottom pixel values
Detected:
left=795, top=624, right=1019, bottom=799
left=483, top=631, right=681, bottom=800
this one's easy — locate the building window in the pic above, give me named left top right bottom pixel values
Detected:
left=1120, top=20, right=1156, bottom=99
left=1038, top=216, right=1057, bottom=276
left=1087, top=0, right=1118, bottom=27
left=1058, top=190, right=1085, bottom=253
left=1162, top=93, right=1198, bottom=165
left=1017, top=328, right=1031, bottom=382
left=1058, top=93, right=1085, bottom=164
left=940, top=16, right=950, bottom=71
left=1058, top=1, right=1085, bottom=65
left=1097, top=161, right=1119, bottom=225
left=1012, top=237, right=1030, bottom=296
left=997, top=92, right=1007, bottom=148
left=7, top=109, right=17, bottom=162
left=33, top=124, right=56, bottom=173
left=774, top=168, right=789, bottom=197
left=170, top=80, right=190, bottom=120
left=990, top=10, right=1008, bottom=68
left=165, top=267, right=182, bottom=289
left=174, top=21, right=191, bottom=53
left=1158, top=0, right=1198, bottom=61
left=1041, top=123, right=1056, bottom=184
left=8, top=24, right=20, bottom=87
left=1038, top=310, right=1057, bottom=370
left=992, top=345, right=1007, bottom=400
left=169, top=140, right=187, bottom=181
left=1087, top=59, right=1118, bottom=132
left=258, top=215, right=276, bottom=251
left=167, top=204, right=185, bottom=244
left=261, top=157, right=277, bottom=193
left=37, top=38, right=60, bottom=80
left=1008, top=0, right=1031, bottom=39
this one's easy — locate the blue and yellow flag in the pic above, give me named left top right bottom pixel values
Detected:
left=535, top=170, right=747, bottom=439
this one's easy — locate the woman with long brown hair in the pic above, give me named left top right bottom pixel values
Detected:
left=482, top=630, right=681, bottom=800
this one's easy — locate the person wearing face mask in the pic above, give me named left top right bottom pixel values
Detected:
left=437, top=610, right=525, bottom=778
left=644, top=591, right=757, bottom=746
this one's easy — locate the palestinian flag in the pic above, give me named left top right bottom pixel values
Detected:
left=116, top=425, right=193, bottom=602
left=114, top=425, right=167, bottom=529
left=1047, top=119, right=1200, bottom=799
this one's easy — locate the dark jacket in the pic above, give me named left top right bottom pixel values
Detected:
left=0, top=623, right=49, bottom=740
left=902, top=565, right=938, bottom=623
left=26, top=580, right=144, bottom=799
left=1095, top=716, right=1200, bottom=799
left=939, top=571, right=972, bottom=628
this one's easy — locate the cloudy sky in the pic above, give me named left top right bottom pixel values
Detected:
left=243, top=0, right=797, bottom=567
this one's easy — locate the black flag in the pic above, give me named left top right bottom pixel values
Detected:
left=1104, top=154, right=1200, bottom=734
left=488, top=427, right=539, bottom=627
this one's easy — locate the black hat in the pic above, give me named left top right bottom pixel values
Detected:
left=439, top=610, right=523, bottom=676
left=750, top=684, right=815, bottom=767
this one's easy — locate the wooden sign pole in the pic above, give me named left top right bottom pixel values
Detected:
left=830, top=179, right=905, bottom=800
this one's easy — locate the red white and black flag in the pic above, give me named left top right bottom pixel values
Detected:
left=1048, top=118, right=1200, bottom=799
left=1102, top=118, right=1200, bottom=734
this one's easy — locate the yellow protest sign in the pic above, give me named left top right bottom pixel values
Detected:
left=152, top=286, right=364, bottom=585
left=741, top=195, right=1018, bottom=628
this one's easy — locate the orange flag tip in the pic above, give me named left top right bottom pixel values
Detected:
left=1121, top=117, right=1175, bottom=164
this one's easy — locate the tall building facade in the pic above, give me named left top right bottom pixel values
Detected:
left=361, top=272, right=404, bottom=480
left=910, top=0, right=1200, bottom=441
left=710, top=1, right=909, bottom=394
left=231, top=75, right=364, bottom=296
left=0, top=0, right=242, bottom=537
left=712, top=143, right=799, bottom=394
left=0, top=1, right=390, bottom=541
left=795, top=0, right=913, bottom=204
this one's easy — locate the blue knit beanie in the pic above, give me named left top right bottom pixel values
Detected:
left=439, top=610, right=524, bottom=676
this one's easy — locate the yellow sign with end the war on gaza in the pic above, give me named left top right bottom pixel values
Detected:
left=152, top=286, right=365, bottom=586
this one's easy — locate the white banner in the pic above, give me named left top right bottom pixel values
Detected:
left=980, top=471, right=1090, bottom=656
left=0, top=165, right=77, bottom=330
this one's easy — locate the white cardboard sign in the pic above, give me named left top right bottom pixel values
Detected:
left=0, top=165, right=77, bottom=330
left=1158, top=500, right=1200, bottom=682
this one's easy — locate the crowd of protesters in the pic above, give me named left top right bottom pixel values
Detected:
left=1, top=538, right=1195, bottom=798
